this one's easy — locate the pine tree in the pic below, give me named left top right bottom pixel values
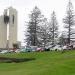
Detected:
left=38, top=18, right=49, bottom=47
left=63, top=0, right=75, bottom=45
left=49, top=11, right=58, bottom=46
left=26, top=6, right=45, bottom=46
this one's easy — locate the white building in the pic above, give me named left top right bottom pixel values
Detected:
left=0, top=7, right=17, bottom=48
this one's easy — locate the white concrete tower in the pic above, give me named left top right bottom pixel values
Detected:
left=3, top=7, right=17, bottom=48
left=8, top=7, right=17, bottom=48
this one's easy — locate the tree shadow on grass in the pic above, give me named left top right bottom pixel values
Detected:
left=0, top=57, right=35, bottom=63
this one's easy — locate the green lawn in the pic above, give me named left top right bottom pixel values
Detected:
left=0, top=51, right=75, bottom=75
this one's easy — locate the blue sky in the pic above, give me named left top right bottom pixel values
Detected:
left=0, top=0, right=75, bottom=45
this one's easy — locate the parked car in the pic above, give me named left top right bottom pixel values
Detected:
left=36, top=47, right=45, bottom=52
left=50, top=45, right=62, bottom=51
left=62, top=45, right=73, bottom=50
left=62, top=45, right=67, bottom=50
left=73, top=45, right=75, bottom=49
left=0, top=50, right=9, bottom=54
left=30, top=46, right=37, bottom=52
left=26, top=47, right=33, bottom=52
left=45, top=47, right=50, bottom=51
left=20, top=48, right=26, bottom=52
left=15, top=49, right=21, bottom=53
left=8, top=50, right=14, bottom=53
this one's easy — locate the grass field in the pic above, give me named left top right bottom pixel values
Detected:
left=0, top=51, right=75, bottom=75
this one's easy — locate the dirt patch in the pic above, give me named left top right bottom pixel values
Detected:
left=0, top=57, right=35, bottom=63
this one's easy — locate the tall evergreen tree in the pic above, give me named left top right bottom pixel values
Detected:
left=49, top=11, right=58, bottom=46
left=38, top=18, right=49, bottom=47
left=63, top=0, right=75, bottom=45
left=26, top=6, right=45, bottom=46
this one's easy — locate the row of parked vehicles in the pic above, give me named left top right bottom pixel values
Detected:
left=49, top=45, right=75, bottom=51
left=0, top=45, right=75, bottom=54
left=0, top=47, right=44, bottom=54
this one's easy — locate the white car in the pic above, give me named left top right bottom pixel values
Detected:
left=50, top=45, right=62, bottom=51
left=62, top=45, right=72, bottom=50
left=62, top=46, right=67, bottom=50
left=15, top=49, right=21, bottom=53
left=0, top=50, right=8, bottom=54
